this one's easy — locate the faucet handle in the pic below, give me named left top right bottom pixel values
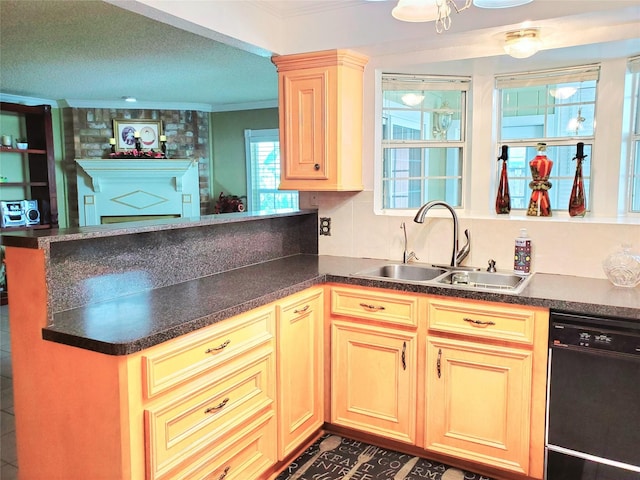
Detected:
left=487, top=259, right=497, bottom=272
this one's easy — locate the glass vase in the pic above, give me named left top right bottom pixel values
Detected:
left=602, top=244, right=640, bottom=288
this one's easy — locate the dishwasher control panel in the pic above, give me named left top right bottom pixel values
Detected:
left=550, top=312, right=640, bottom=357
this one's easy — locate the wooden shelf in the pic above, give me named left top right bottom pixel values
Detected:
left=0, top=101, right=58, bottom=228
left=0, top=147, right=47, bottom=154
left=0, top=182, right=49, bottom=188
left=1, top=224, right=51, bottom=232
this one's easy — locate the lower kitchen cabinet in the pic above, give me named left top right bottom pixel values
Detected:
left=276, top=287, right=324, bottom=459
left=331, top=321, right=417, bottom=444
left=140, top=305, right=278, bottom=480
left=424, top=296, right=549, bottom=479
left=425, top=336, right=532, bottom=474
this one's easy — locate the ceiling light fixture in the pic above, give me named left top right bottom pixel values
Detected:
left=550, top=87, right=577, bottom=99
left=473, top=0, right=532, bottom=7
left=401, top=93, right=426, bottom=106
left=391, top=0, right=532, bottom=33
left=503, top=28, right=541, bottom=58
left=122, top=96, right=137, bottom=103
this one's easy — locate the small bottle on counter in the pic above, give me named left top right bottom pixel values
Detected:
left=514, top=228, right=532, bottom=275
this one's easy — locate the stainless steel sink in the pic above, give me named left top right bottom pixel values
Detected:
left=353, top=263, right=533, bottom=294
left=354, top=264, right=447, bottom=282
left=435, top=270, right=533, bottom=293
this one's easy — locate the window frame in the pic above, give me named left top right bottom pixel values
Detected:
left=495, top=65, right=599, bottom=216
left=626, top=56, right=640, bottom=213
left=377, top=73, right=471, bottom=213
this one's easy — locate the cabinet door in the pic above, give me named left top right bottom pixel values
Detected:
left=277, top=288, right=324, bottom=459
left=425, top=337, right=532, bottom=475
left=280, top=69, right=328, bottom=181
left=332, top=321, right=417, bottom=444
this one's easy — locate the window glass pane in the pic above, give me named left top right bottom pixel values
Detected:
left=382, top=147, right=462, bottom=209
left=246, top=130, right=298, bottom=211
left=381, top=74, right=468, bottom=210
left=497, top=67, right=597, bottom=213
left=383, top=90, right=463, bottom=141
left=630, top=59, right=640, bottom=213
left=632, top=140, right=640, bottom=212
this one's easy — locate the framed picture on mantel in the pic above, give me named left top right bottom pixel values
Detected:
left=113, top=119, right=162, bottom=151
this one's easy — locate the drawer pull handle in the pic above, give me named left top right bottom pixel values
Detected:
left=401, top=341, right=407, bottom=371
left=205, top=397, right=229, bottom=414
left=463, top=317, right=496, bottom=327
left=205, top=339, right=230, bottom=353
left=359, top=302, right=386, bottom=311
left=437, top=348, right=442, bottom=378
left=217, top=466, right=230, bottom=480
left=294, top=305, right=310, bottom=314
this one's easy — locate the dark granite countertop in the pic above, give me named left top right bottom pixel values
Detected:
left=44, top=255, right=640, bottom=356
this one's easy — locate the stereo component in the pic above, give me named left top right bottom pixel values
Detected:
left=0, top=200, right=41, bottom=228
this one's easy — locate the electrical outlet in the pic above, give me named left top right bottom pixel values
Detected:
left=310, top=194, right=319, bottom=207
left=319, top=217, right=331, bottom=236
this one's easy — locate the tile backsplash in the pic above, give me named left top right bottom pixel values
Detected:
left=302, top=191, right=640, bottom=280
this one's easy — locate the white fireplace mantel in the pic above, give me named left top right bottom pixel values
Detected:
left=75, top=158, right=201, bottom=226
left=76, top=159, right=196, bottom=193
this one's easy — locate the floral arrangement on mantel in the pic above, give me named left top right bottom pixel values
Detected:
left=108, top=149, right=166, bottom=159
left=214, top=192, right=246, bottom=213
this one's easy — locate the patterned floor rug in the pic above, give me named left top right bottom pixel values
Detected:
left=276, top=433, right=494, bottom=480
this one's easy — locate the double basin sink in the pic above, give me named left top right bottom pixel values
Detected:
left=353, top=263, right=533, bottom=294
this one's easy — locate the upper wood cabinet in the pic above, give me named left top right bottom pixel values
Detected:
left=272, top=49, right=368, bottom=191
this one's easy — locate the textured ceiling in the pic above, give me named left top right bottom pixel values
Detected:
left=0, top=0, right=279, bottom=110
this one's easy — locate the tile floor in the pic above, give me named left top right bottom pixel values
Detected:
left=1, top=303, right=18, bottom=479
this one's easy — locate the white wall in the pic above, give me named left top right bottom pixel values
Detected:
left=302, top=54, right=640, bottom=280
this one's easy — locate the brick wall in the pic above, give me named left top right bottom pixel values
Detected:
left=65, top=107, right=211, bottom=225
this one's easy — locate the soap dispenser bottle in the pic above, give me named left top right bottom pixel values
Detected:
left=514, top=228, right=532, bottom=275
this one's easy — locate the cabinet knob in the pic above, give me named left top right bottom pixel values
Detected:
left=314, top=163, right=320, bottom=171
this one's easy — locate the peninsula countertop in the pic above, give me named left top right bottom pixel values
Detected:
left=43, top=254, right=640, bottom=355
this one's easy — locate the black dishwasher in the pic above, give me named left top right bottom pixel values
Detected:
left=546, top=311, right=640, bottom=480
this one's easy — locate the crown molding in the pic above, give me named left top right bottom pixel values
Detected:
left=0, top=93, right=59, bottom=107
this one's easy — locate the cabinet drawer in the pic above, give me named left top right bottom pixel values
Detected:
left=142, top=306, right=275, bottom=398
left=167, top=411, right=276, bottom=480
left=331, top=286, right=418, bottom=327
left=145, top=351, right=275, bottom=480
left=428, top=297, right=535, bottom=345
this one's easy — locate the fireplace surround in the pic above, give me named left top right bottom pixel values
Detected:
left=75, top=158, right=200, bottom=226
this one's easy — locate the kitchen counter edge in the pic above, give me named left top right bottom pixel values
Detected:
left=43, top=255, right=639, bottom=356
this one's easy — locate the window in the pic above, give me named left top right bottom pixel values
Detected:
left=245, top=129, right=298, bottom=211
left=381, top=74, right=470, bottom=210
left=628, top=56, right=640, bottom=212
left=496, top=66, right=599, bottom=213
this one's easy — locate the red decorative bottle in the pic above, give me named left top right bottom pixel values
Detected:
left=569, top=142, right=587, bottom=217
left=495, top=145, right=511, bottom=214
left=527, top=143, right=553, bottom=217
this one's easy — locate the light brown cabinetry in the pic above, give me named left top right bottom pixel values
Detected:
left=276, top=287, right=324, bottom=459
left=271, top=49, right=368, bottom=191
left=141, top=305, right=278, bottom=480
left=330, top=286, right=419, bottom=444
left=424, top=297, right=548, bottom=478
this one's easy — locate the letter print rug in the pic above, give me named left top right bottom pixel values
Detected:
left=275, top=433, right=495, bottom=480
